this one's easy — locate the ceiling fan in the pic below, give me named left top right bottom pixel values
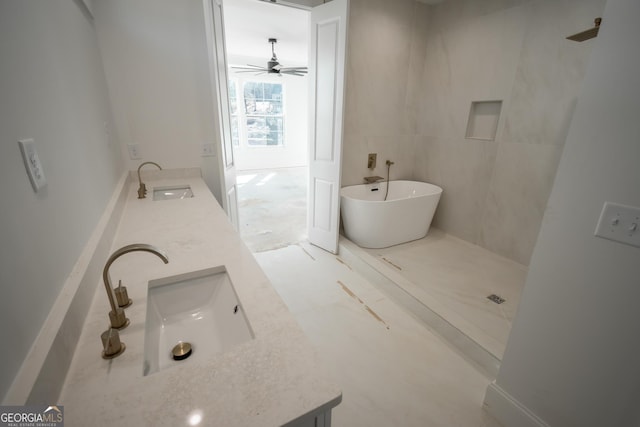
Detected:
left=231, top=38, right=308, bottom=77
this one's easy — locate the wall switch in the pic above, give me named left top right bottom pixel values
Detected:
left=201, top=143, right=216, bottom=157
left=595, top=201, right=640, bottom=248
left=127, top=144, right=141, bottom=160
left=18, top=139, right=47, bottom=192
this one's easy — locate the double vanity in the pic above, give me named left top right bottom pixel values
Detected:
left=59, top=169, right=341, bottom=426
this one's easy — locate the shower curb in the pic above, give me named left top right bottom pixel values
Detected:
left=338, top=237, right=501, bottom=379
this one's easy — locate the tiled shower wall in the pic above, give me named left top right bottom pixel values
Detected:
left=343, top=0, right=606, bottom=265
left=342, top=0, right=422, bottom=185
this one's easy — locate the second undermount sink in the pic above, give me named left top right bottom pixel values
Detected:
left=152, top=185, right=194, bottom=201
left=143, top=266, right=254, bottom=376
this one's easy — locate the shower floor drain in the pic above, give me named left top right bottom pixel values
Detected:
left=487, top=294, right=506, bottom=304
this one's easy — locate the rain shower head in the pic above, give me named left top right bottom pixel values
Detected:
left=567, top=17, right=602, bottom=42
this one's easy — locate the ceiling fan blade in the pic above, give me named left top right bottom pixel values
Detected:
left=231, top=64, right=265, bottom=70
left=231, top=66, right=263, bottom=71
left=234, top=69, right=268, bottom=74
left=281, top=70, right=308, bottom=75
left=280, top=70, right=306, bottom=77
left=278, top=67, right=308, bottom=71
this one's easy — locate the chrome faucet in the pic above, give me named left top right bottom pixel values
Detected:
left=102, top=244, right=169, bottom=330
left=137, top=161, right=162, bottom=198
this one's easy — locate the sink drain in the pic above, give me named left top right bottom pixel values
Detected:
left=171, top=342, right=193, bottom=361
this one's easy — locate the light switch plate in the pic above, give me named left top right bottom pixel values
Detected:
left=595, top=201, right=640, bottom=248
left=18, top=139, right=47, bottom=192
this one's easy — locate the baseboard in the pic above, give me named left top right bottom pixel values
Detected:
left=483, top=382, right=550, bottom=427
left=2, top=172, right=129, bottom=405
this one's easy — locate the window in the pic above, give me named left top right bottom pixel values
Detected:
left=228, top=79, right=285, bottom=148
left=243, top=81, right=283, bottom=147
left=228, top=79, right=240, bottom=147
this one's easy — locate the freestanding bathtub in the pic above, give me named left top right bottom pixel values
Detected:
left=340, top=180, right=443, bottom=249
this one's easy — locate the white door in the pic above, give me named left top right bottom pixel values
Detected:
left=204, top=0, right=239, bottom=230
left=307, top=0, right=349, bottom=254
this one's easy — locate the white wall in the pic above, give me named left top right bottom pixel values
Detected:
left=92, top=0, right=223, bottom=202
left=0, top=0, right=123, bottom=401
left=486, top=0, right=640, bottom=425
left=228, top=57, right=308, bottom=171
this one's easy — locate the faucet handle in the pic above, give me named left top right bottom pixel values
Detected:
left=114, top=280, right=132, bottom=308
left=137, top=183, right=147, bottom=199
left=108, top=306, right=129, bottom=330
left=101, top=328, right=126, bottom=359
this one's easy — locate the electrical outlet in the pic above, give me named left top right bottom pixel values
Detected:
left=595, top=201, right=640, bottom=248
left=127, top=144, right=141, bottom=160
left=201, top=143, right=216, bottom=157
left=18, top=139, right=47, bottom=192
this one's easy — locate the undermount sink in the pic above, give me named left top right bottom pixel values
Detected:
left=152, top=185, right=194, bottom=201
left=143, top=266, right=254, bottom=376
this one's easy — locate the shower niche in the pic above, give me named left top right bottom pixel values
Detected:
left=465, top=100, right=502, bottom=141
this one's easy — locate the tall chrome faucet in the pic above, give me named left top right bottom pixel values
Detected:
left=137, top=161, right=162, bottom=199
left=101, top=244, right=168, bottom=359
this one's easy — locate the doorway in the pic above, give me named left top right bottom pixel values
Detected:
left=223, top=0, right=310, bottom=252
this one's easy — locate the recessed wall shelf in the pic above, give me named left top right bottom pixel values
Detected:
left=465, top=100, right=503, bottom=141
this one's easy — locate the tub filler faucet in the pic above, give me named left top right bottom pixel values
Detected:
left=363, top=176, right=384, bottom=184
left=137, top=161, right=162, bottom=199
left=100, top=244, right=168, bottom=359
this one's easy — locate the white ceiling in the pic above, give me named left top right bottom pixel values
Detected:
left=223, top=0, right=310, bottom=65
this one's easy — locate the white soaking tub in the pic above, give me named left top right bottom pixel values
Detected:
left=340, top=180, right=442, bottom=248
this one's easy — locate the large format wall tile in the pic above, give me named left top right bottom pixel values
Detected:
left=412, top=0, right=605, bottom=265
left=342, top=132, right=415, bottom=186
left=342, top=0, right=605, bottom=265
left=425, top=137, right=499, bottom=243
left=345, top=0, right=417, bottom=137
left=502, top=0, right=605, bottom=146
left=342, top=0, right=423, bottom=187
left=479, top=142, right=563, bottom=264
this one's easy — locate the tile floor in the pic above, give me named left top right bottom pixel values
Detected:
left=349, top=230, right=527, bottom=360
left=255, top=242, right=503, bottom=427
left=237, top=167, right=525, bottom=425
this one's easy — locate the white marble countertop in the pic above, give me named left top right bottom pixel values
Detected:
left=59, top=171, right=341, bottom=426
